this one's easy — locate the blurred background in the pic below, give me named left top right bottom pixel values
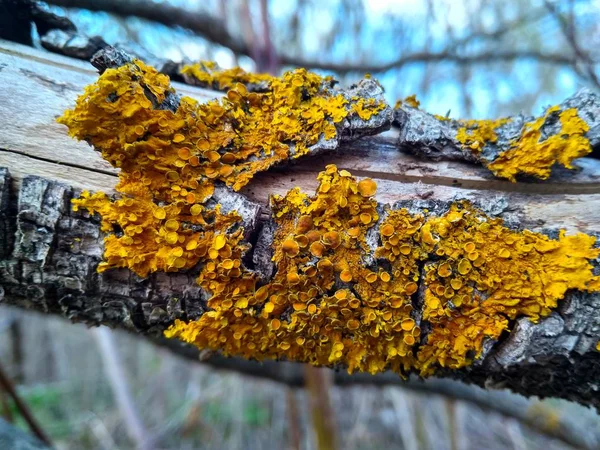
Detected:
left=2, top=0, right=600, bottom=449
left=21, top=0, right=600, bottom=117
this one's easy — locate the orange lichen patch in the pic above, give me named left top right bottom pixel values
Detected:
left=454, top=105, right=593, bottom=181
left=71, top=190, right=239, bottom=276
left=180, top=61, right=274, bottom=91
left=417, top=202, right=600, bottom=375
left=61, top=61, right=600, bottom=379
left=129, top=156, right=596, bottom=377
left=166, top=165, right=426, bottom=376
left=58, top=58, right=378, bottom=193
left=456, top=118, right=511, bottom=153
left=487, top=107, right=592, bottom=181
left=394, top=94, right=420, bottom=109
left=352, top=97, right=387, bottom=120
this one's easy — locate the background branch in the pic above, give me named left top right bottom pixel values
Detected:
left=0, top=361, right=52, bottom=447
left=43, top=0, right=580, bottom=74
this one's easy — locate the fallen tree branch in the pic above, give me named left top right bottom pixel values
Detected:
left=2, top=163, right=600, bottom=411
left=1, top=41, right=600, bottom=421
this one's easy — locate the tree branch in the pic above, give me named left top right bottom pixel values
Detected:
left=544, top=0, right=600, bottom=89
left=0, top=361, right=53, bottom=447
left=2, top=41, right=600, bottom=427
left=43, top=0, right=245, bottom=56
left=394, top=89, right=600, bottom=180
left=42, top=0, right=579, bottom=73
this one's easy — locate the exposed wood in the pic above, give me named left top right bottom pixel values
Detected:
left=1, top=41, right=600, bottom=417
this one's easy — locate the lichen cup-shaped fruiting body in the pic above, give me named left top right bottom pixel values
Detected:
left=167, top=165, right=423, bottom=376
left=166, top=167, right=600, bottom=377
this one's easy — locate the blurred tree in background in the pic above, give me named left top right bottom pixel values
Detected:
left=37, top=0, right=600, bottom=118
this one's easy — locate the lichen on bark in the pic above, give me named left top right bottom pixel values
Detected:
left=394, top=89, right=600, bottom=181
left=53, top=47, right=600, bottom=383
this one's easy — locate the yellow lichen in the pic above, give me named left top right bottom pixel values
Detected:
left=456, top=118, right=511, bottom=153
left=59, top=58, right=367, bottom=193
left=455, top=106, right=592, bottom=181
left=166, top=165, right=424, bottom=375
left=180, top=61, right=274, bottom=91
left=61, top=59, right=600, bottom=379
left=352, top=97, right=387, bottom=121
left=487, top=107, right=592, bottom=181
left=416, top=202, right=600, bottom=374
left=394, top=94, right=420, bottom=109
left=164, top=167, right=600, bottom=376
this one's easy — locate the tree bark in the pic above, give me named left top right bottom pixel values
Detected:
left=2, top=40, right=600, bottom=418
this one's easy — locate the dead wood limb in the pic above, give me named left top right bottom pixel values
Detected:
left=393, top=89, right=600, bottom=175
left=1, top=41, right=600, bottom=418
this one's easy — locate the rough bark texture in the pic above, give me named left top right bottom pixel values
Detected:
left=394, top=89, right=600, bottom=164
left=2, top=166, right=600, bottom=413
left=2, top=41, right=600, bottom=416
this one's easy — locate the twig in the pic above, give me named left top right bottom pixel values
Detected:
left=0, top=388, right=14, bottom=423
left=239, top=0, right=261, bottom=67
left=91, top=327, right=152, bottom=450
left=259, top=0, right=278, bottom=74
left=0, top=360, right=52, bottom=447
left=544, top=0, right=600, bottom=88
left=445, top=398, right=459, bottom=450
left=43, top=0, right=578, bottom=73
left=9, top=321, right=24, bottom=383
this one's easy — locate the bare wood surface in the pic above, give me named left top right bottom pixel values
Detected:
left=2, top=41, right=600, bottom=416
